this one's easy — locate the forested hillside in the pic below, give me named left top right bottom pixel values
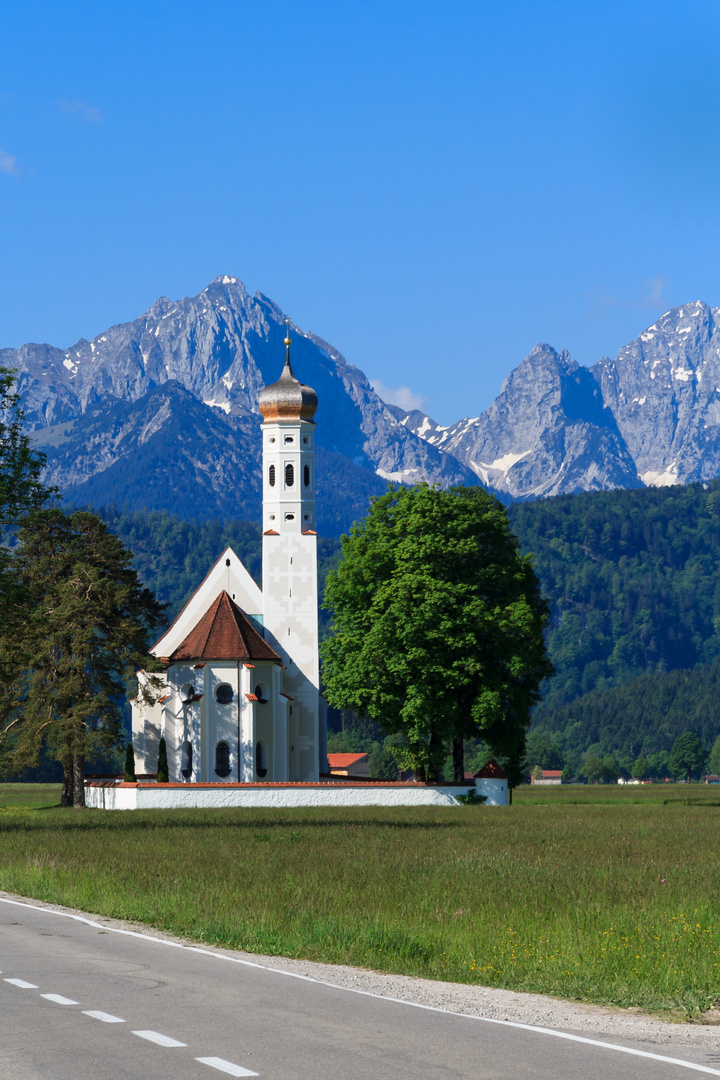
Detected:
left=508, top=480, right=720, bottom=707
left=531, top=660, right=720, bottom=774
left=87, top=478, right=720, bottom=763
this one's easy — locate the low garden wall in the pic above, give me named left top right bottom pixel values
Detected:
left=85, top=778, right=508, bottom=810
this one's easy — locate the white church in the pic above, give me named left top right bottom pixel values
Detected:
left=131, top=326, right=326, bottom=784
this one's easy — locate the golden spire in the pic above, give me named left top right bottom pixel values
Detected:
left=284, top=315, right=291, bottom=364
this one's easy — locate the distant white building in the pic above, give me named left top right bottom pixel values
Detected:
left=131, top=326, right=325, bottom=782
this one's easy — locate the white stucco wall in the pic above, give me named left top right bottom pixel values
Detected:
left=85, top=783, right=494, bottom=810
left=475, top=777, right=508, bottom=806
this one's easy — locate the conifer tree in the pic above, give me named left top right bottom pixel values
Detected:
left=124, top=742, right=136, bottom=783
left=0, top=509, right=165, bottom=806
left=157, top=736, right=169, bottom=782
left=0, top=367, right=56, bottom=683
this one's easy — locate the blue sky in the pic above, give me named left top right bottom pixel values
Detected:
left=2, top=1, right=720, bottom=424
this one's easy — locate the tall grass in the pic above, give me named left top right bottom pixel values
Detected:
left=0, top=783, right=719, bottom=1018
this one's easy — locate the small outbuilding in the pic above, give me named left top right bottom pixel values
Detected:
left=531, top=769, right=563, bottom=785
left=473, top=758, right=509, bottom=806
left=327, top=752, right=370, bottom=778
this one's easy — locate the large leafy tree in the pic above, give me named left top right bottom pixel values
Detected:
left=321, top=484, right=553, bottom=784
left=668, top=730, right=707, bottom=782
left=1, top=510, right=165, bottom=806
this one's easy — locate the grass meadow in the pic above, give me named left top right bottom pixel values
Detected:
left=1, top=783, right=719, bottom=1019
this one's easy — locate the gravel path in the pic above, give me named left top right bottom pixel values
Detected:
left=3, top=890, right=719, bottom=1051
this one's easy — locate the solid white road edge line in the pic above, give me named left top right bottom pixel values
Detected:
left=82, top=1010, right=125, bottom=1023
left=2, top=895, right=718, bottom=1077
left=4, top=977, right=39, bottom=989
left=196, top=1057, right=260, bottom=1077
left=132, top=1030, right=186, bottom=1048
left=41, top=993, right=79, bottom=1005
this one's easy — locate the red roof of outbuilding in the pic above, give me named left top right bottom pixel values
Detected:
left=168, top=591, right=282, bottom=664
left=474, top=758, right=508, bottom=779
left=327, top=753, right=369, bottom=768
left=542, top=770, right=563, bottom=778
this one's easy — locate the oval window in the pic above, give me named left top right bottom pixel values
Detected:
left=215, top=683, right=233, bottom=705
left=268, top=464, right=276, bottom=487
left=179, top=683, right=195, bottom=703
left=256, top=740, right=268, bottom=778
left=215, top=741, right=231, bottom=778
left=181, top=741, right=192, bottom=778
left=254, top=683, right=269, bottom=704
left=303, top=464, right=310, bottom=487
left=285, top=463, right=294, bottom=487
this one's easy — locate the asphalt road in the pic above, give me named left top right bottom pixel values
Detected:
left=1, top=897, right=719, bottom=1080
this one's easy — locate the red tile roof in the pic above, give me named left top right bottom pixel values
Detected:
left=542, top=770, right=563, bottom=778
left=474, top=758, right=508, bottom=779
left=168, top=591, right=282, bottom=664
left=327, top=753, right=369, bottom=768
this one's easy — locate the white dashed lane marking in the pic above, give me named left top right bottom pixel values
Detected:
left=132, top=1030, right=187, bottom=1048
left=197, top=1057, right=260, bottom=1077
left=4, top=971, right=259, bottom=1075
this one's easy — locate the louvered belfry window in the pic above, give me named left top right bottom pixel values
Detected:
left=268, top=464, right=276, bottom=487
left=285, top=463, right=294, bottom=487
left=304, top=464, right=310, bottom=487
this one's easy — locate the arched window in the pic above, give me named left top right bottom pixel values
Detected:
left=179, top=684, right=194, bottom=704
left=285, top=463, right=294, bottom=487
left=254, top=683, right=269, bottom=703
left=215, top=741, right=231, bottom=778
left=181, top=741, right=192, bottom=778
left=215, top=683, right=233, bottom=705
left=256, top=740, right=268, bottom=778
left=268, top=464, right=276, bottom=487
left=304, top=464, right=310, bottom=487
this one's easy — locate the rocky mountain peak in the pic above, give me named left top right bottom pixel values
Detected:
left=3, top=277, right=479, bottom=533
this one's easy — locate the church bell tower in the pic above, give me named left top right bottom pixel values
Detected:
left=258, top=319, right=321, bottom=781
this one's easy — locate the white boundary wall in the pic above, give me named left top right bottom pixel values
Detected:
left=85, top=779, right=507, bottom=810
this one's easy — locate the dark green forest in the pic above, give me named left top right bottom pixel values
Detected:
left=530, top=659, right=720, bottom=774
left=70, top=478, right=720, bottom=765
left=507, top=480, right=720, bottom=706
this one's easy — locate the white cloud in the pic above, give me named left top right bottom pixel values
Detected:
left=61, top=100, right=103, bottom=123
left=0, top=150, right=18, bottom=175
left=370, top=379, right=427, bottom=413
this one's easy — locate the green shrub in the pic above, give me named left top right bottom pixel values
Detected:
left=455, top=788, right=487, bottom=805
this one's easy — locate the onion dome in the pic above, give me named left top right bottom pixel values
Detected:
left=258, top=320, right=318, bottom=422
